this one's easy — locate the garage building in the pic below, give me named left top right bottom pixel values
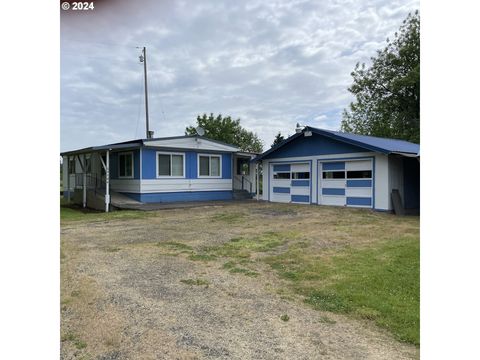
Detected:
left=254, top=126, right=419, bottom=212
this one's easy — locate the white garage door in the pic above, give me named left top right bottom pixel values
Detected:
left=318, top=160, right=373, bottom=208
left=270, top=163, right=310, bottom=204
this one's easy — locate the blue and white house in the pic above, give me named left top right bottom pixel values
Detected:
left=254, top=126, right=420, bottom=212
left=61, top=135, right=257, bottom=211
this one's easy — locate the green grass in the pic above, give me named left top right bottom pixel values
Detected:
left=188, top=254, right=217, bottom=261
left=60, top=199, right=154, bottom=222
left=204, top=231, right=289, bottom=259
left=211, top=212, right=246, bottom=223
left=280, top=314, right=290, bottom=322
left=156, top=241, right=193, bottom=252
left=180, top=278, right=210, bottom=286
left=61, top=332, right=87, bottom=349
left=265, top=236, right=420, bottom=345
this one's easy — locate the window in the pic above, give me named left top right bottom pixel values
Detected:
left=273, top=172, right=290, bottom=179
left=199, top=155, right=221, bottom=177
left=293, top=172, right=310, bottom=179
left=347, top=170, right=372, bottom=179
left=119, top=152, right=133, bottom=178
left=322, top=171, right=345, bottom=179
left=157, top=152, right=184, bottom=177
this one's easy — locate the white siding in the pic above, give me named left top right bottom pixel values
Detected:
left=374, top=153, right=390, bottom=211
left=140, top=179, right=232, bottom=193
left=110, top=179, right=141, bottom=193
left=388, top=155, right=404, bottom=209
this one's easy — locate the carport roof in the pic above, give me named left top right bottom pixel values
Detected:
left=253, top=126, right=420, bottom=161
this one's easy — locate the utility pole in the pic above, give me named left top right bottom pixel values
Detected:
left=139, top=47, right=151, bottom=138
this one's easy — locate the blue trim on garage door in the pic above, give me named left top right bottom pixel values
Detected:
left=346, top=197, right=372, bottom=206
left=291, top=195, right=309, bottom=203
left=346, top=179, right=372, bottom=187
left=291, top=180, right=309, bottom=186
left=273, top=164, right=290, bottom=172
left=322, top=161, right=345, bottom=170
left=273, top=187, right=290, bottom=194
left=322, top=188, right=345, bottom=195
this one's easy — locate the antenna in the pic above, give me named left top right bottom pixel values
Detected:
left=195, top=126, right=205, bottom=136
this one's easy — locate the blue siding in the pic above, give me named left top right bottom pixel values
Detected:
left=346, top=180, right=372, bottom=187
left=291, top=180, right=309, bottom=187
left=133, top=150, right=140, bottom=179
left=346, top=197, right=372, bottom=206
left=322, top=188, right=345, bottom=196
left=291, top=195, right=309, bottom=203
left=122, top=191, right=233, bottom=203
left=273, top=187, right=290, bottom=194
left=222, top=153, right=232, bottom=179
left=322, top=162, right=345, bottom=171
left=141, top=148, right=157, bottom=179
left=141, top=149, right=232, bottom=180
left=273, top=164, right=291, bottom=172
left=264, top=133, right=365, bottom=160
left=186, top=151, right=197, bottom=179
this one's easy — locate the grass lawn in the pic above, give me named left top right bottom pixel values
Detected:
left=61, top=200, right=419, bottom=350
left=265, top=235, right=419, bottom=345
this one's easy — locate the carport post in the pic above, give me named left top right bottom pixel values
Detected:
left=82, top=154, right=87, bottom=208
left=256, top=163, right=259, bottom=201
left=105, top=150, right=110, bottom=213
left=66, top=155, right=71, bottom=203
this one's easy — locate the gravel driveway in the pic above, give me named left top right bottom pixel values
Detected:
left=61, top=202, right=418, bottom=359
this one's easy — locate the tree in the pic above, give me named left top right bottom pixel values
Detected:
left=185, top=113, right=263, bottom=153
left=271, top=132, right=285, bottom=147
left=341, top=11, right=420, bottom=143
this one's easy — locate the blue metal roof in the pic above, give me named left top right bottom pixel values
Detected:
left=312, top=127, right=420, bottom=154
left=254, top=126, right=420, bottom=161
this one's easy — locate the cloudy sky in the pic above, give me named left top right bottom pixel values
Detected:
left=60, top=0, right=419, bottom=152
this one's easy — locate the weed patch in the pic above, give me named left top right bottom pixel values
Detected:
left=180, top=278, right=210, bottom=286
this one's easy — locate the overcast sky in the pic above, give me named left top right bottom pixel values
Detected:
left=60, top=0, right=419, bottom=152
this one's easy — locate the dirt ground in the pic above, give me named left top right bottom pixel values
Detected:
left=61, top=201, right=419, bottom=360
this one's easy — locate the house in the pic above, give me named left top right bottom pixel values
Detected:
left=253, top=126, right=420, bottom=212
left=61, top=135, right=258, bottom=211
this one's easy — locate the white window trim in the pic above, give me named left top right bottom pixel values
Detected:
left=118, top=151, right=134, bottom=179
left=156, top=151, right=186, bottom=178
left=197, top=153, right=222, bottom=178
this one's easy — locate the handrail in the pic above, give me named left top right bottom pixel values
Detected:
left=234, top=174, right=253, bottom=193
left=74, top=173, right=105, bottom=191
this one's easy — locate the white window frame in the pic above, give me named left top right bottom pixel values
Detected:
left=197, top=153, right=222, bottom=178
left=156, top=151, right=186, bottom=178
left=118, top=151, right=134, bottom=179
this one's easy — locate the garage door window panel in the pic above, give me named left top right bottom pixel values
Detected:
left=347, top=170, right=372, bottom=179
left=274, top=172, right=290, bottom=179
left=322, top=171, right=345, bottom=179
